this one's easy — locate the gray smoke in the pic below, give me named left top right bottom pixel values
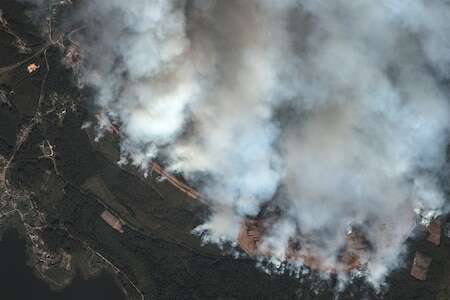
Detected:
left=33, top=0, right=450, bottom=285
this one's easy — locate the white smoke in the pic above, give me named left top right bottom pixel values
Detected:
left=46, top=0, right=450, bottom=285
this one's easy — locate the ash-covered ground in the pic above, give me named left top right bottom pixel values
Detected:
left=1, top=1, right=450, bottom=299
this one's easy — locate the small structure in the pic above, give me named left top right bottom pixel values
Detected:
left=101, top=210, right=124, bottom=233
left=410, top=251, right=432, bottom=281
left=27, top=63, right=39, bottom=73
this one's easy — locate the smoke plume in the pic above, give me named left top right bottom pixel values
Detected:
left=37, top=0, right=450, bottom=285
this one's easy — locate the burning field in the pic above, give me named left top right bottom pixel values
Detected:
left=23, top=0, right=450, bottom=289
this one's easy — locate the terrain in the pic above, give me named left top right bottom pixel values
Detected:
left=0, top=1, right=450, bottom=299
